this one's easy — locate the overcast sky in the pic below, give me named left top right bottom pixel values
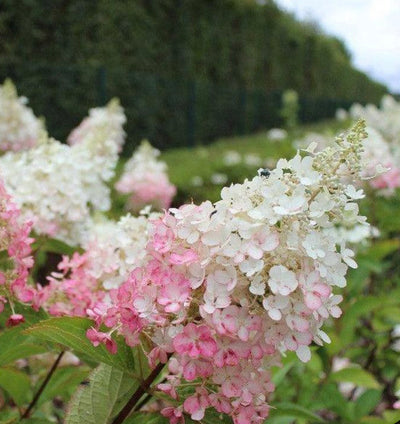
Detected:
left=274, top=0, right=400, bottom=93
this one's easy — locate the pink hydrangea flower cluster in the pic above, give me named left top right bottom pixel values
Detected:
left=87, top=122, right=369, bottom=423
left=38, top=213, right=156, bottom=315
left=37, top=251, right=106, bottom=317
left=115, top=140, right=176, bottom=212
left=0, top=177, right=35, bottom=324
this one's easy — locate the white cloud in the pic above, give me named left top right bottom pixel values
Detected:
left=275, top=0, right=400, bottom=92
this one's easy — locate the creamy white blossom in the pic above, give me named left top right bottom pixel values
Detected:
left=0, top=100, right=126, bottom=244
left=67, top=98, right=126, bottom=152
left=0, top=79, right=44, bottom=152
left=80, top=213, right=159, bottom=290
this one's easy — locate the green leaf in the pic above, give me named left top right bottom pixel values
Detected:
left=314, top=383, right=351, bottom=418
left=265, top=419, right=295, bottom=424
left=269, top=402, right=326, bottom=423
left=37, top=366, right=90, bottom=407
left=383, top=410, right=400, bottom=422
left=126, top=406, right=233, bottom=423
left=0, top=303, right=48, bottom=328
left=330, top=367, right=380, bottom=389
left=360, top=418, right=387, bottom=424
left=65, top=364, right=138, bottom=424
left=0, top=325, right=47, bottom=366
left=0, top=414, right=55, bottom=424
left=354, top=389, right=382, bottom=418
left=272, top=361, right=295, bottom=386
left=24, top=317, right=136, bottom=373
left=33, top=237, right=79, bottom=256
left=360, top=239, right=400, bottom=262
left=339, top=292, right=400, bottom=347
left=0, top=367, right=31, bottom=406
left=124, top=413, right=168, bottom=424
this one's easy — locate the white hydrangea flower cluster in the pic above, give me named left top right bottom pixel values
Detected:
left=119, top=120, right=368, bottom=364
left=0, top=138, right=95, bottom=244
left=80, top=212, right=159, bottom=290
left=85, top=122, right=371, bottom=422
left=195, top=122, right=369, bottom=361
left=0, top=79, right=44, bottom=152
left=115, top=140, right=176, bottom=212
left=0, top=100, right=127, bottom=245
left=67, top=98, right=126, bottom=152
left=67, top=99, right=127, bottom=211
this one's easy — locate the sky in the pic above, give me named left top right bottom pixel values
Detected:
left=274, top=0, right=400, bottom=93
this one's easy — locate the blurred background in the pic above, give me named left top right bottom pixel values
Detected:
left=0, top=0, right=394, bottom=153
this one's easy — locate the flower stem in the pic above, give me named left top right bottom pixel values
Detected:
left=21, top=351, right=65, bottom=420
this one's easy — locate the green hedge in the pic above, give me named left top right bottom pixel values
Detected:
left=0, top=0, right=387, bottom=151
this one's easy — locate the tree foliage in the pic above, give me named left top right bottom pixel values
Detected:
left=0, top=0, right=388, bottom=149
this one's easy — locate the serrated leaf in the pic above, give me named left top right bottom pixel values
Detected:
left=0, top=367, right=31, bottom=405
left=269, top=402, right=326, bottom=423
left=65, top=364, right=138, bottom=424
left=330, top=367, right=380, bottom=389
left=24, top=317, right=136, bottom=373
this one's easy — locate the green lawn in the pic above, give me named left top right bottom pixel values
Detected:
left=159, top=119, right=348, bottom=205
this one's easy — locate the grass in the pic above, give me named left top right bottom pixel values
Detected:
left=159, top=119, right=347, bottom=205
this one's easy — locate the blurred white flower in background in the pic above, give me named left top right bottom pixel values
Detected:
left=293, top=132, right=331, bottom=151
left=392, top=324, right=400, bottom=352
left=191, top=175, right=204, bottom=187
left=336, top=108, right=348, bottom=121
left=267, top=128, right=287, bottom=141
left=244, top=153, right=262, bottom=167
left=223, top=150, right=241, bottom=166
left=210, top=173, right=228, bottom=185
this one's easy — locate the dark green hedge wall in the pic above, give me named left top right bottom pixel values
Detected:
left=0, top=0, right=387, bottom=151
